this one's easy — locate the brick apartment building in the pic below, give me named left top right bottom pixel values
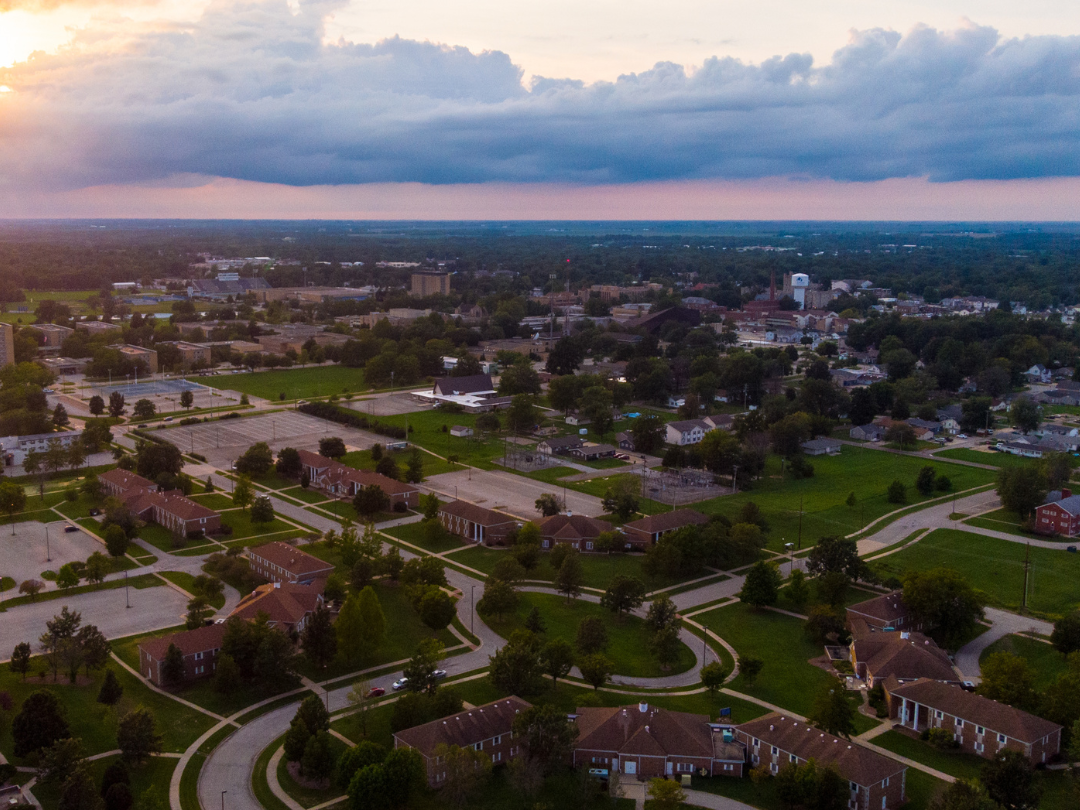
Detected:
left=246, top=540, right=335, bottom=584
left=297, top=449, right=420, bottom=509
left=437, top=500, right=521, bottom=545
left=1034, top=488, right=1080, bottom=537
left=98, top=468, right=221, bottom=537
left=621, top=509, right=709, bottom=550
left=138, top=623, right=225, bottom=687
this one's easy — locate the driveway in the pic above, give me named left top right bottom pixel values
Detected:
left=953, top=608, right=1055, bottom=681
left=423, top=468, right=604, bottom=520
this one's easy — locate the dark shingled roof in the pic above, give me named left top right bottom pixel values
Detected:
left=139, top=623, right=226, bottom=662
left=394, top=697, right=531, bottom=756
left=574, top=704, right=714, bottom=759
left=623, top=509, right=708, bottom=536
left=438, top=499, right=519, bottom=527
left=432, top=374, right=495, bottom=396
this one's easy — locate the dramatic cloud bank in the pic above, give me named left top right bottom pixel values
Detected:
left=1, top=0, right=1078, bottom=192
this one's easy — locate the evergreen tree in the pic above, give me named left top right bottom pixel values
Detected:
left=301, top=605, right=337, bottom=670
left=808, top=684, right=857, bottom=739
left=116, top=708, right=163, bottom=763
left=12, top=690, right=70, bottom=757
left=739, top=561, right=781, bottom=608
left=554, top=553, right=583, bottom=601
left=214, top=653, right=241, bottom=695
left=161, top=643, right=185, bottom=685
left=97, top=669, right=124, bottom=705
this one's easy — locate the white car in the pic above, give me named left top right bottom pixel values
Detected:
left=432, top=669, right=448, bottom=680
left=391, top=677, right=409, bottom=691
left=957, top=433, right=968, bottom=439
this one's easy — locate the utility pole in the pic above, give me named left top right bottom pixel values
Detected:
left=731, top=464, right=738, bottom=495
left=549, top=272, right=557, bottom=345
left=564, top=259, right=571, bottom=337
left=1022, top=542, right=1030, bottom=612
left=797, top=494, right=804, bottom=550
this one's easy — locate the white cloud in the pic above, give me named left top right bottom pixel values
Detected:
left=0, top=1, right=1078, bottom=191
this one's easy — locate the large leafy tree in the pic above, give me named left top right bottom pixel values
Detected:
left=738, top=561, right=781, bottom=608
left=902, top=568, right=983, bottom=649
left=995, top=465, right=1048, bottom=519
left=12, top=690, right=70, bottom=757
left=600, top=576, right=646, bottom=617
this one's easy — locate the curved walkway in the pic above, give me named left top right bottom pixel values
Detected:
left=953, top=608, right=1054, bottom=682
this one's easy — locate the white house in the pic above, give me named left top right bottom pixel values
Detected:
left=665, top=419, right=710, bottom=446
left=449, top=426, right=473, bottom=438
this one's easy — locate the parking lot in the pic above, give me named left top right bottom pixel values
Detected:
left=0, top=519, right=104, bottom=585
left=345, top=392, right=433, bottom=417
left=156, top=411, right=387, bottom=470
left=423, top=468, right=604, bottom=520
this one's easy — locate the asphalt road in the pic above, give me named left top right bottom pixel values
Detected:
left=423, top=467, right=604, bottom=520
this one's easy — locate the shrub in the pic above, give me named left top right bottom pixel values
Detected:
left=886, top=480, right=907, bottom=504
left=922, top=728, right=959, bottom=749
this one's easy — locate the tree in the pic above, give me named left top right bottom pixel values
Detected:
left=318, top=437, right=347, bottom=459
left=738, top=656, right=763, bottom=686
left=135, top=441, right=182, bottom=480
left=179, top=390, right=194, bottom=411
left=0, top=481, right=27, bottom=534
left=646, top=778, right=686, bottom=810
left=787, top=569, right=810, bottom=607
left=916, top=465, right=938, bottom=496
left=40, top=737, right=86, bottom=785
left=108, top=391, right=126, bottom=418
left=580, top=386, right=614, bottom=437
left=301, top=731, right=335, bottom=781
left=97, top=669, right=124, bottom=705
left=56, top=564, right=80, bottom=590
left=540, top=639, right=574, bottom=690
left=275, top=447, right=302, bottom=478
left=420, top=492, right=440, bottom=521
left=58, top=763, right=103, bottom=810
left=337, top=588, right=385, bottom=663
left=981, top=749, right=1041, bottom=810
left=161, top=644, right=185, bottom=685
left=630, top=414, right=665, bottom=455
left=417, top=587, right=456, bottom=633
left=405, top=449, right=424, bottom=483
left=100, top=761, right=131, bottom=800
left=650, top=625, right=683, bottom=670
left=132, top=399, right=155, bottom=420
left=700, top=660, right=728, bottom=698
left=739, top=561, right=781, bottom=608
left=301, top=605, right=337, bottom=670
left=505, top=394, right=540, bottom=433
left=774, top=759, right=847, bottom=810
left=1009, top=396, right=1041, bottom=434
left=535, top=493, right=561, bottom=517
left=571, top=618, right=608, bottom=659
left=512, top=703, right=579, bottom=775
left=337, top=741, right=387, bottom=791
left=555, top=552, right=584, bottom=601
left=353, top=485, right=390, bottom=518
left=601, top=477, right=640, bottom=521
left=214, top=653, right=241, bottom=695
left=903, top=568, right=983, bottom=649
left=103, top=524, right=128, bottom=557
left=116, top=707, right=162, bottom=763
left=434, top=744, right=491, bottom=808
left=236, top=442, right=273, bottom=476
left=103, top=783, right=133, bottom=810
left=231, top=476, right=254, bottom=513
left=646, top=594, right=679, bottom=633
left=10, top=642, right=32, bottom=680
left=19, top=579, right=43, bottom=601
left=804, top=605, right=848, bottom=645
left=886, top=479, right=907, bottom=504
left=88, top=395, right=105, bottom=416
left=1051, top=610, right=1080, bottom=655
left=601, top=576, right=646, bottom=617
left=546, top=337, right=586, bottom=376
left=403, top=638, right=445, bottom=694
left=347, top=764, right=386, bottom=810
left=78, top=625, right=110, bottom=677
left=928, top=779, right=1001, bottom=810
left=12, top=691, right=70, bottom=757
left=250, top=495, right=274, bottom=525
left=185, top=596, right=213, bottom=630
left=52, top=403, right=69, bottom=428
left=976, top=652, right=1036, bottom=710
left=996, top=465, right=1049, bottom=519
left=578, top=654, right=613, bottom=691
left=477, top=578, right=518, bottom=620
left=488, top=630, right=542, bottom=695
left=807, top=535, right=864, bottom=581
left=808, top=685, right=856, bottom=738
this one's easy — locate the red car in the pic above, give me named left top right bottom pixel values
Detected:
left=365, top=687, right=385, bottom=699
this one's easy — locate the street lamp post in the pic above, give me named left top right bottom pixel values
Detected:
left=784, top=542, right=795, bottom=577
left=45, top=523, right=51, bottom=562
left=221, top=790, right=227, bottom=810
left=470, top=585, right=476, bottom=635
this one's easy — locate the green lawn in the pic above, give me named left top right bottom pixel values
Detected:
left=0, top=573, right=161, bottom=612
left=447, top=544, right=668, bottom=591
left=571, top=446, right=995, bottom=551
left=978, top=634, right=1070, bottom=689
left=340, top=447, right=461, bottom=478
left=32, top=752, right=178, bottom=810
left=934, top=448, right=1036, bottom=468
left=694, top=602, right=865, bottom=723
left=278, top=485, right=331, bottom=505
left=367, top=411, right=548, bottom=470
left=873, top=730, right=985, bottom=780
left=218, top=509, right=301, bottom=541
left=383, top=520, right=469, bottom=553
left=962, top=507, right=1055, bottom=540
left=136, top=523, right=191, bottom=552
left=868, top=528, right=1080, bottom=618
left=188, top=492, right=236, bottom=510
left=159, top=571, right=226, bottom=608
left=0, top=658, right=216, bottom=762
left=194, top=365, right=367, bottom=401
left=523, top=466, right=581, bottom=484
left=54, top=493, right=104, bottom=520
left=480, top=592, right=695, bottom=679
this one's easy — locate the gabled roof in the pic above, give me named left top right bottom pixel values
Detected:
left=247, top=541, right=335, bottom=578
left=802, top=438, right=842, bottom=451
left=738, top=713, right=905, bottom=787
left=99, top=468, right=155, bottom=492
left=537, top=514, right=609, bottom=541
left=394, top=697, right=531, bottom=756
left=297, top=449, right=418, bottom=496
left=889, top=679, right=1062, bottom=743
left=574, top=704, right=713, bottom=759
left=438, top=499, right=519, bottom=527
left=433, top=374, right=495, bottom=396
left=667, top=419, right=710, bottom=433
left=540, top=435, right=584, bottom=450
left=231, top=581, right=323, bottom=626
left=1039, top=494, right=1080, bottom=516
left=623, top=509, right=709, bottom=536
left=853, top=632, right=958, bottom=683
left=139, top=623, right=226, bottom=662
left=846, top=590, right=910, bottom=626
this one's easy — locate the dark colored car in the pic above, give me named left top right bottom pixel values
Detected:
left=365, top=687, right=385, bottom=699
left=1068, top=546, right=1077, bottom=553
left=63, top=525, right=79, bottom=533
left=88, top=508, right=101, bottom=516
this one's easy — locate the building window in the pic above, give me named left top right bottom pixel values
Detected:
left=998, top=734, right=1006, bottom=743
left=789, top=754, right=797, bottom=764
left=770, top=764, right=778, bottom=775
left=771, top=746, right=778, bottom=755
left=977, top=726, right=985, bottom=735
left=474, top=742, right=483, bottom=751
left=585, top=542, right=594, bottom=550
left=493, top=736, right=501, bottom=746
left=195, top=652, right=203, bottom=660
left=935, top=711, right=943, bottom=719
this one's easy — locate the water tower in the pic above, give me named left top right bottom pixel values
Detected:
left=791, top=273, right=810, bottom=310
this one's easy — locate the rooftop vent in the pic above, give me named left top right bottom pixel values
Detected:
left=639, top=703, right=648, bottom=713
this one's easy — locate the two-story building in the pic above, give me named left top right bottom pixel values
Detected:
left=297, top=449, right=420, bottom=509
left=246, top=541, right=335, bottom=584
left=393, top=697, right=532, bottom=787
left=622, top=509, right=709, bottom=550
left=736, top=714, right=907, bottom=810
left=1034, top=488, right=1080, bottom=537
left=98, top=468, right=221, bottom=537
left=664, top=420, right=711, bottom=446
left=887, top=679, right=1061, bottom=764
left=138, top=623, right=226, bottom=687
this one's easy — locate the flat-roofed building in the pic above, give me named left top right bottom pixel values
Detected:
left=0, top=323, right=14, bottom=368
left=118, top=344, right=159, bottom=374
left=410, top=272, right=451, bottom=297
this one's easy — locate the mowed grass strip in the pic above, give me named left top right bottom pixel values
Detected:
left=194, top=365, right=367, bottom=401
left=479, top=592, right=695, bottom=679
left=978, top=634, right=1071, bottom=690
left=934, top=448, right=1036, bottom=468
left=869, top=528, right=1080, bottom=618
left=447, top=543, right=667, bottom=591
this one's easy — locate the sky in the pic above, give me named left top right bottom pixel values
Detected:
left=1, top=0, right=1079, bottom=220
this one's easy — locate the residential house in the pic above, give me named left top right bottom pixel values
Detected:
left=98, top=468, right=221, bottom=537
left=572, top=702, right=746, bottom=779
left=801, top=438, right=842, bottom=456
left=230, top=581, right=324, bottom=634
left=138, top=623, right=226, bottom=687
left=886, top=679, right=1062, bottom=764
left=1034, top=488, right=1080, bottom=536
left=297, top=450, right=419, bottom=509
left=570, top=443, right=617, bottom=461
left=615, top=432, right=635, bottom=451
left=1024, top=364, right=1052, bottom=384
left=438, top=500, right=520, bottom=545
left=537, top=514, right=610, bottom=552
left=667, top=396, right=687, bottom=409
left=566, top=411, right=592, bottom=426
left=849, top=424, right=887, bottom=442
left=996, top=442, right=1044, bottom=459
left=393, top=698, right=532, bottom=787
left=449, top=426, right=473, bottom=438
left=665, top=420, right=711, bottom=446
left=622, top=509, right=709, bottom=550
left=536, top=435, right=584, bottom=456
left=0, top=430, right=84, bottom=467
left=735, top=714, right=907, bottom=810
left=703, top=413, right=735, bottom=431
left=906, top=418, right=942, bottom=436
left=247, top=541, right=335, bottom=584
left=936, top=405, right=962, bottom=434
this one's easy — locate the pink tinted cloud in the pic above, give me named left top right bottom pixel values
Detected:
left=2, top=176, right=1080, bottom=220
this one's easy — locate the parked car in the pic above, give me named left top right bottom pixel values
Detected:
left=432, top=669, right=448, bottom=680
left=164, top=416, right=173, bottom=422
left=391, top=678, right=409, bottom=691
left=365, top=687, right=385, bottom=699
left=615, top=453, right=631, bottom=460
left=1068, top=546, right=1077, bottom=553
left=957, top=433, right=968, bottom=439
left=63, top=525, right=79, bottom=533
left=88, top=508, right=101, bottom=516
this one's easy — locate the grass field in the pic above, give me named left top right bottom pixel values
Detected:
left=159, top=571, right=226, bottom=608
left=193, top=365, right=367, bottom=401
left=694, top=602, right=870, bottom=727
left=382, top=520, right=469, bottom=553
left=978, top=634, right=1071, bottom=689
left=934, top=448, right=1035, bottom=468
left=480, top=592, right=695, bottom=678
left=0, top=657, right=216, bottom=762
left=962, top=507, right=1054, bottom=539
left=340, top=446, right=460, bottom=478
left=869, top=528, right=1080, bottom=618
left=32, top=753, right=178, bottom=810
left=568, top=446, right=995, bottom=551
